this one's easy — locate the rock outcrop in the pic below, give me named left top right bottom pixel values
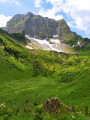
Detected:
left=5, top=12, right=75, bottom=40
left=44, top=98, right=71, bottom=113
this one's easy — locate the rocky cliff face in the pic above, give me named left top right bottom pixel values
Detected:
left=6, top=12, right=75, bottom=40
left=24, top=12, right=58, bottom=38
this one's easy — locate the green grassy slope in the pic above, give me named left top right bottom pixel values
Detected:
left=0, top=29, right=90, bottom=119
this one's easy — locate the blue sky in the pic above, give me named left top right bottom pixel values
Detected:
left=0, top=0, right=90, bottom=38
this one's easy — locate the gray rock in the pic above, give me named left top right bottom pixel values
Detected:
left=5, top=12, right=75, bottom=40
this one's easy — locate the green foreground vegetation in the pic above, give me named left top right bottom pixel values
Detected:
left=0, top=29, right=90, bottom=119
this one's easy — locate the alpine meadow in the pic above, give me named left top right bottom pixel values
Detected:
left=0, top=7, right=90, bottom=120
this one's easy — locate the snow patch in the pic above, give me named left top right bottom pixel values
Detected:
left=26, top=46, right=33, bottom=49
left=50, top=39, right=60, bottom=44
left=25, top=35, right=69, bottom=53
left=53, top=35, right=58, bottom=38
left=77, top=41, right=81, bottom=46
left=72, top=45, right=75, bottom=48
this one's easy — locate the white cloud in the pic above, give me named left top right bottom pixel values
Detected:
left=34, top=0, right=42, bottom=8
left=34, top=0, right=63, bottom=20
left=55, top=15, right=63, bottom=20
left=38, top=8, right=63, bottom=20
left=0, top=15, right=12, bottom=27
left=38, top=0, right=90, bottom=37
left=61, top=0, right=90, bottom=37
left=0, top=0, right=21, bottom=6
left=15, top=1, right=21, bottom=6
left=0, top=0, right=7, bottom=2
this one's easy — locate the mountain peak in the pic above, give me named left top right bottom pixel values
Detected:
left=26, top=12, right=34, bottom=17
left=5, top=12, right=76, bottom=40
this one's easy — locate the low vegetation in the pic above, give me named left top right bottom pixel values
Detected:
left=0, top=29, right=90, bottom=119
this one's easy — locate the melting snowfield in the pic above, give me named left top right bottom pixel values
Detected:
left=25, top=35, right=71, bottom=53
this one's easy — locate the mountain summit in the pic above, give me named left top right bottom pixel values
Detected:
left=5, top=12, right=75, bottom=40
left=5, top=12, right=90, bottom=53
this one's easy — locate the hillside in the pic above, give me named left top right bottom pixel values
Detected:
left=0, top=29, right=90, bottom=119
left=5, top=12, right=90, bottom=54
